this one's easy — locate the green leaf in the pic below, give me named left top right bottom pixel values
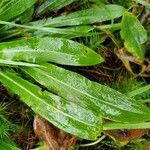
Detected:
left=0, top=37, right=103, bottom=66
left=30, top=5, right=125, bottom=27
left=37, top=0, right=77, bottom=15
left=120, top=12, right=147, bottom=60
left=0, top=0, right=10, bottom=8
left=103, top=122, right=150, bottom=130
left=22, top=64, right=150, bottom=123
left=0, top=0, right=36, bottom=21
left=18, top=6, right=34, bottom=23
left=0, top=20, right=94, bottom=37
left=0, top=24, right=94, bottom=41
left=33, top=26, right=94, bottom=38
left=0, top=70, right=102, bottom=140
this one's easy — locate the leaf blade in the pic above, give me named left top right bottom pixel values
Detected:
left=30, top=5, right=126, bottom=27
left=37, top=0, right=77, bottom=15
left=0, top=37, right=103, bottom=66
left=120, top=12, right=147, bottom=60
left=0, top=70, right=102, bottom=140
left=0, top=0, right=36, bottom=21
left=22, top=64, right=150, bottom=123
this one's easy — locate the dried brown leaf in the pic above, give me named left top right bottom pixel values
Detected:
left=34, top=115, right=78, bottom=150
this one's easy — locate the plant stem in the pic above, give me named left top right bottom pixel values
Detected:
left=0, top=20, right=72, bottom=34
left=78, top=135, right=106, bottom=147
left=103, top=122, right=150, bottom=130
left=95, top=23, right=121, bottom=31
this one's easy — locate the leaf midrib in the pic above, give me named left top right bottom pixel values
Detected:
left=0, top=71, right=98, bottom=128
left=35, top=68, right=140, bottom=113
left=0, top=49, right=81, bottom=56
left=0, top=59, right=40, bottom=67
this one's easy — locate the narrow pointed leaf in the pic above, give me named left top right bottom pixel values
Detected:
left=127, top=84, right=150, bottom=98
left=0, top=20, right=94, bottom=37
left=37, top=0, right=77, bottom=15
left=33, top=26, right=94, bottom=38
left=0, top=70, right=102, bottom=140
left=22, top=64, right=150, bottom=123
left=30, top=5, right=125, bottom=27
left=0, top=25, right=94, bottom=41
left=0, top=37, right=103, bottom=66
left=0, top=0, right=37, bottom=21
left=120, top=12, right=147, bottom=60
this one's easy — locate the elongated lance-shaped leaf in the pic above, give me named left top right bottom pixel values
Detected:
left=0, top=20, right=94, bottom=35
left=120, top=12, right=147, bottom=60
left=22, top=64, right=150, bottom=123
left=0, top=70, right=102, bottom=140
left=29, top=5, right=125, bottom=27
left=127, top=84, right=150, bottom=98
left=0, top=0, right=37, bottom=21
left=0, top=20, right=94, bottom=40
left=0, top=37, right=103, bottom=66
left=0, top=25, right=94, bottom=41
left=33, top=26, right=94, bottom=39
left=37, top=0, right=77, bottom=15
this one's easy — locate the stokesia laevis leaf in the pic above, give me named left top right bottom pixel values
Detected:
left=120, top=12, right=147, bottom=60
left=22, top=64, right=150, bottom=123
left=29, top=4, right=126, bottom=27
left=0, top=0, right=37, bottom=21
left=0, top=70, right=102, bottom=140
left=0, top=37, right=103, bottom=66
left=37, top=0, right=77, bottom=15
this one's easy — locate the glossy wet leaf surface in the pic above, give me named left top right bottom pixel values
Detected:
left=0, top=21, right=94, bottom=39
left=0, top=0, right=36, bottom=21
left=0, top=37, right=103, bottom=66
left=37, top=0, right=77, bottom=15
left=120, top=12, right=147, bottom=60
left=30, top=4, right=125, bottom=27
left=32, top=25, right=94, bottom=38
left=22, top=64, right=150, bottom=123
left=0, top=70, right=102, bottom=140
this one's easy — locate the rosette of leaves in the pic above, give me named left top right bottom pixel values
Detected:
left=0, top=0, right=150, bottom=142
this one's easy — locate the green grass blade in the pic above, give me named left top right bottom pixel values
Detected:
left=127, top=84, right=150, bottom=97
left=103, top=122, right=150, bottom=130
